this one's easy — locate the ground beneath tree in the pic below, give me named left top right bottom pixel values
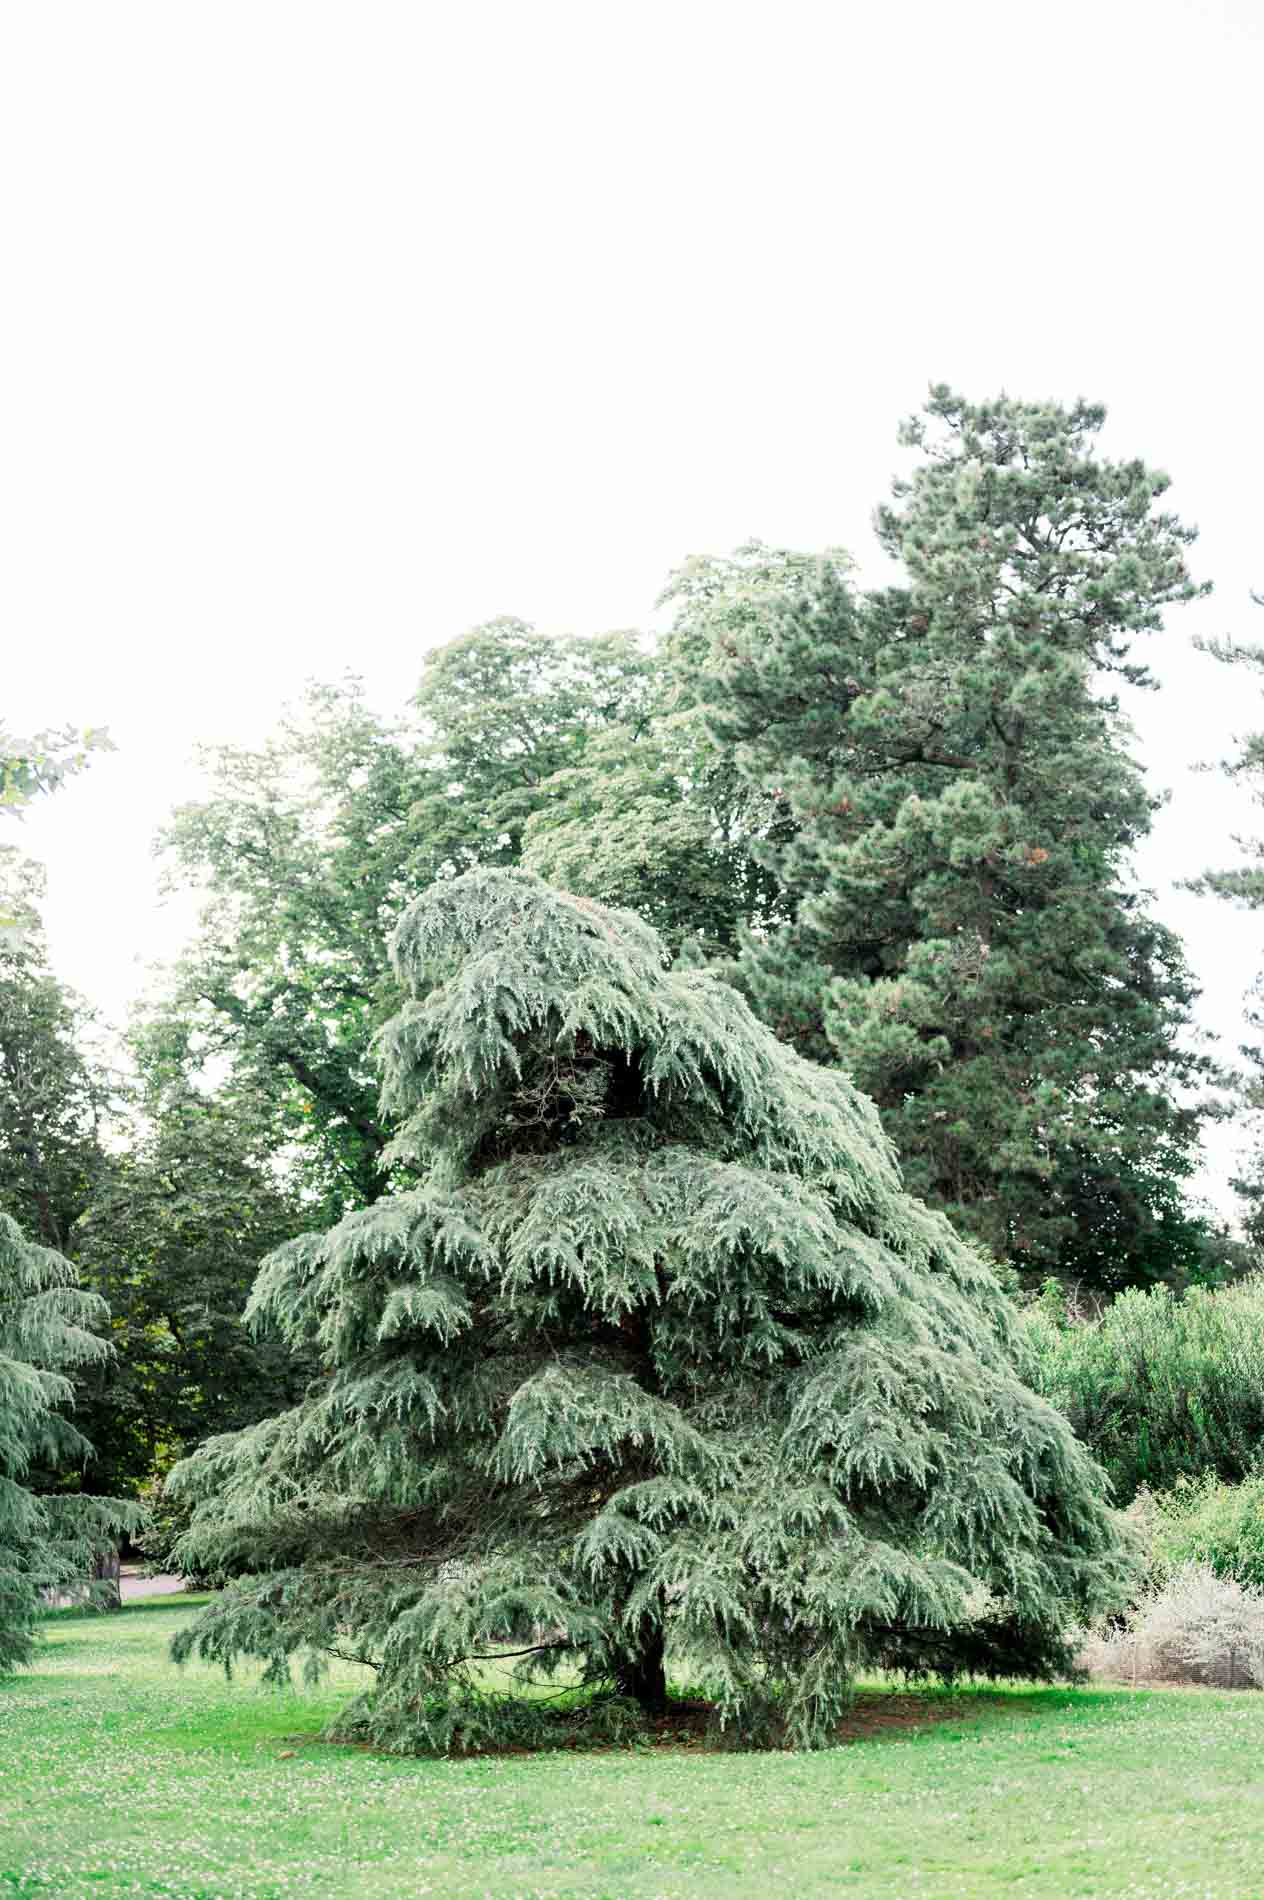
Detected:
left=309, top=1688, right=1040, bottom=1759
left=119, top=1565, right=184, bottom=1602
left=21, top=1606, right=1264, bottom=1896
left=637, top=1690, right=1011, bottom=1752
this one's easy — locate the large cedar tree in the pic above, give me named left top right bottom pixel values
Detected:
left=170, top=869, right=1126, bottom=1748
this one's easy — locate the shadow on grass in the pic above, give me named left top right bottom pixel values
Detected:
left=276, top=1681, right=1144, bottom=1764
left=831, top=1680, right=1200, bottom=1752
left=17, top=1605, right=1199, bottom=1769
left=41, top=1592, right=210, bottom=1625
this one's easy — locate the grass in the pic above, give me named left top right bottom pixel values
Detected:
left=3, top=1601, right=1264, bottom=1897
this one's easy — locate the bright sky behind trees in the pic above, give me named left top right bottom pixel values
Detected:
left=3, top=0, right=1260, bottom=1212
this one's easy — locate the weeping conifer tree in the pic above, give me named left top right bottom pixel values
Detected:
left=0, top=1213, right=141, bottom=1672
left=170, top=868, right=1127, bottom=1749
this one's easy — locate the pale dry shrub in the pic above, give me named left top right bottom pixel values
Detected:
left=1079, top=1562, right=1264, bottom=1689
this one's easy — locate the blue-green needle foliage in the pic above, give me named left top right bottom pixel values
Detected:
left=0, top=1213, right=141, bottom=1671
left=170, top=870, right=1127, bottom=1749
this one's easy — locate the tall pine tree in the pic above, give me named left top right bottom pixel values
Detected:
left=169, top=869, right=1124, bottom=1751
left=683, top=392, right=1215, bottom=1286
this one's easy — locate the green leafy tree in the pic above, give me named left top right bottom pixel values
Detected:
left=521, top=701, right=786, bottom=958
left=149, top=681, right=416, bottom=1217
left=0, top=854, right=302, bottom=1504
left=519, top=547, right=817, bottom=962
left=151, top=638, right=655, bottom=1217
left=410, top=619, right=655, bottom=873
left=68, top=1083, right=311, bottom=1497
left=0, top=723, right=110, bottom=820
left=2, top=725, right=110, bottom=947
left=0, top=1211, right=139, bottom=1672
left=169, top=869, right=1125, bottom=1751
left=0, top=868, right=112, bottom=1254
left=683, top=393, right=1214, bottom=1286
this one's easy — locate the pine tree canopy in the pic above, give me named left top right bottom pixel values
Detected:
left=0, top=1212, right=141, bottom=1673
left=170, top=868, right=1126, bottom=1749
left=677, top=393, right=1216, bottom=1286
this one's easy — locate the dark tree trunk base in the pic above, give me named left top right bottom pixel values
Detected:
left=613, top=1622, right=667, bottom=1716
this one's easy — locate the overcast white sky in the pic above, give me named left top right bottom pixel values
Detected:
left=3, top=0, right=1262, bottom=1214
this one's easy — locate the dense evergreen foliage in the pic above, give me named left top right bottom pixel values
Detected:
left=169, top=869, right=1125, bottom=1750
left=138, top=397, right=1231, bottom=1291
left=677, top=393, right=1216, bottom=1287
left=10, top=384, right=1256, bottom=1740
left=0, top=1211, right=138, bottom=1671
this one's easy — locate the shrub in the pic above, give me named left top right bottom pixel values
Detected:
left=1144, top=1476, right=1264, bottom=1591
left=1080, top=1562, right=1264, bottom=1689
left=1024, top=1277, right=1264, bottom=1502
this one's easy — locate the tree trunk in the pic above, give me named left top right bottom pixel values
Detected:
left=612, top=1619, right=667, bottom=1716
left=92, top=1546, right=122, bottom=1612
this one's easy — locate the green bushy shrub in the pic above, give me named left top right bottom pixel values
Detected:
left=1024, top=1277, right=1264, bottom=1502
left=1145, top=1476, right=1264, bottom=1590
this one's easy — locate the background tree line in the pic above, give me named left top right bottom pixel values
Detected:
left=5, top=387, right=1263, bottom=1522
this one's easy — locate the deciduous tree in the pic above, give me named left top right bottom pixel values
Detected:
left=151, top=638, right=655, bottom=1216
left=0, top=866, right=111, bottom=1254
left=69, top=1083, right=311, bottom=1497
left=0, top=724, right=110, bottom=820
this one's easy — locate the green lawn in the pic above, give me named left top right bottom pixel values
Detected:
left=3, top=1599, right=1264, bottom=1898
